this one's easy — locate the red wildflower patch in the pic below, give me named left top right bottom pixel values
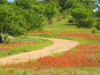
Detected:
left=4, top=44, right=100, bottom=70
left=60, top=33, right=100, bottom=41
left=9, top=41, right=38, bottom=46
left=91, top=36, right=100, bottom=40
left=60, top=33, right=92, bottom=39
left=0, top=48, right=10, bottom=51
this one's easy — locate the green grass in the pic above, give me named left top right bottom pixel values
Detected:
left=28, top=16, right=100, bottom=44
left=42, top=17, right=100, bottom=34
left=49, top=52, right=65, bottom=57
left=1, top=16, right=100, bottom=75
left=0, top=37, right=53, bottom=58
left=28, top=33, right=100, bottom=44
left=26, top=16, right=100, bottom=75
left=0, top=67, right=99, bottom=75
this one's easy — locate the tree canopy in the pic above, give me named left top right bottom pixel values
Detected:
left=0, top=0, right=45, bottom=43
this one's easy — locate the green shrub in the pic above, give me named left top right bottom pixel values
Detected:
left=94, top=10, right=100, bottom=17
left=57, top=19, right=61, bottom=21
left=64, top=0, right=75, bottom=9
left=0, top=4, right=27, bottom=36
left=92, top=29, right=96, bottom=34
left=62, top=10, right=68, bottom=19
left=23, top=9, right=44, bottom=31
left=77, top=18, right=95, bottom=28
left=15, top=0, right=45, bottom=31
left=45, top=3, right=60, bottom=20
left=95, top=18, right=100, bottom=30
left=96, top=23, right=100, bottom=30
left=71, top=7, right=93, bottom=20
left=68, top=19, right=75, bottom=23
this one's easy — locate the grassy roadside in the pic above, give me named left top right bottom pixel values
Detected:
left=27, top=33, right=100, bottom=44
left=0, top=37, right=53, bottom=58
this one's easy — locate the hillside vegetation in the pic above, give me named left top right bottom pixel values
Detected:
left=0, top=0, right=100, bottom=75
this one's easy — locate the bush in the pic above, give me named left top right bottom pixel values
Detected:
left=57, top=17, right=62, bottom=21
left=92, top=29, right=96, bottom=34
left=0, top=4, right=27, bottom=36
left=71, top=7, right=93, bottom=20
left=23, top=9, right=44, bottom=31
left=96, top=23, right=100, bottom=30
left=77, top=18, right=95, bottom=28
left=64, top=0, right=75, bottom=10
left=62, top=10, right=68, bottom=19
left=95, top=18, right=100, bottom=30
left=15, top=0, right=45, bottom=31
left=68, top=19, right=76, bottom=23
left=94, top=10, right=100, bottom=17
left=57, top=18, right=62, bottom=21
left=45, top=3, right=60, bottom=20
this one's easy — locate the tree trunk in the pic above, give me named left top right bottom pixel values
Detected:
left=0, top=34, right=3, bottom=43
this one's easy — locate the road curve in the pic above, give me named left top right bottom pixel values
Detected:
left=0, top=37, right=79, bottom=65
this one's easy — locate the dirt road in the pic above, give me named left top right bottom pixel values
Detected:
left=0, top=37, right=79, bottom=65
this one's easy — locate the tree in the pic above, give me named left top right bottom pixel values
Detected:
left=95, top=18, right=100, bottom=30
left=95, top=10, right=100, bottom=17
left=23, top=9, right=44, bottom=31
left=71, top=6, right=94, bottom=28
left=0, top=0, right=46, bottom=43
left=63, top=0, right=96, bottom=10
left=0, top=0, right=7, bottom=4
left=15, top=0, right=45, bottom=31
left=45, top=3, right=59, bottom=20
left=15, top=0, right=37, bottom=9
left=71, top=6, right=93, bottom=20
left=0, top=4, right=27, bottom=43
left=64, top=0, right=75, bottom=9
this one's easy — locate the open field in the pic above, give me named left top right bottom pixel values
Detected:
left=1, top=0, right=100, bottom=75
left=0, top=17, right=99, bottom=75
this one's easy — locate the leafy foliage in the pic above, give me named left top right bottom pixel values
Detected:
left=0, top=0, right=46, bottom=43
left=95, top=18, right=100, bottom=30
left=0, top=0, right=7, bottom=4
left=45, top=3, right=60, bottom=20
left=71, top=7, right=93, bottom=20
left=71, top=6, right=94, bottom=28
left=64, top=0, right=75, bottom=9
left=0, top=4, right=26, bottom=36
left=68, top=19, right=76, bottom=23
left=77, top=18, right=95, bottom=28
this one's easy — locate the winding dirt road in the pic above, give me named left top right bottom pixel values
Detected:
left=0, top=37, right=79, bottom=65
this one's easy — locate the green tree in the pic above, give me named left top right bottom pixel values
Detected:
left=95, top=10, right=100, bottom=17
left=0, top=0, right=7, bottom=4
left=15, top=0, right=45, bottom=31
left=0, top=4, right=27, bottom=43
left=23, top=9, right=44, bottom=31
left=71, top=6, right=94, bottom=28
left=45, top=3, right=59, bottom=20
left=64, top=0, right=75, bottom=9
left=95, top=18, right=100, bottom=30
left=71, top=6, right=93, bottom=20
left=15, top=0, right=37, bottom=9
left=63, top=0, right=96, bottom=10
